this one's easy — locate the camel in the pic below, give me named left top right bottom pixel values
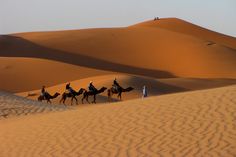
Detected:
left=60, top=88, right=85, bottom=105
left=82, top=87, right=107, bottom=104
left=107, top=86, right=134, bottom=101
left=38, top=92, right=60, bottom=103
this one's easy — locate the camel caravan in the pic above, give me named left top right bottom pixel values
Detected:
left=38, top=78, right=134, bottom=105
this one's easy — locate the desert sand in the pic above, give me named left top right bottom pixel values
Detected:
left=0, top=85, right=236, bottom=156
left=0, top=18, right=236, bottom=157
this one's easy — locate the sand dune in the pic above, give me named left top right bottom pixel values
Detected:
left=132, top=18, right=236, bottom=49
left=1, top=17, right=236, bottom=156
left=0, top=57, right=111, bottom=92
left=0, top=85, right=236, bottom=156
left=0, top=18, right=236, bottom=82
left=0, top=91, right=67, bottom=119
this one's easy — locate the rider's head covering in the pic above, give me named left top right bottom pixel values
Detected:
left=90, top=81, right=93, bottom=84
left=114, top=78, right=117, bottom=81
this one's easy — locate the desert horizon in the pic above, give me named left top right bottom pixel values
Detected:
left=1, top=10, right=236, bottom=157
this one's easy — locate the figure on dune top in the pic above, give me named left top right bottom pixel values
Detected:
left=154, top=17, right=159, bottom=21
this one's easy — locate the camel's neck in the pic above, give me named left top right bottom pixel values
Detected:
left=97, top=88, right=105, bottom=94
left=122, top=87, right=132, bottom=92
left=52, top=93, right=58, bottom=98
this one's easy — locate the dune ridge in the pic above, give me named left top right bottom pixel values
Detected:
left=0, top=85, right=235, bottom=156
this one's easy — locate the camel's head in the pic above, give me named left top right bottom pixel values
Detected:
left=126, top=87, right=134, bottom=92
left=100, top=87, right=107, bottom=92
left=55, top=92, right=61, bottom=96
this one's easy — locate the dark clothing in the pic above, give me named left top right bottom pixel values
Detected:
left=41, top=87, right=46, bottom=98
left=66, top=83, right=74, bottom=93
left=66, top=83, right=70, bottom=90
left=41, top=88, right=45, bottom=93
left=113, top=80, right=120, bottom=87
left=89, top=83, right=97, bottom=92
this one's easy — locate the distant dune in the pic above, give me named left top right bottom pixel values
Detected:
left=0, top=18, right=236, bottom=92
left=1, top=85, right=236, bottom=156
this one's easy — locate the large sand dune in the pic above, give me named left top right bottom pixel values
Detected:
left=0, top=85, right=235, bottom=156
left=0, top=18, right=236, bottom=85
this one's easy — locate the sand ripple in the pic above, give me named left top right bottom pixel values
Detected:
left=0, top=86, right=236, bottom=156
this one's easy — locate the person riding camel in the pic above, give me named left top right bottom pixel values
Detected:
left=66, top=83, right=75, bottom=94
left=41, top=86, right=47, bottom=98
left=113, top=78, right=120, bottom=91
left=88, top=81, right=97, bottom=92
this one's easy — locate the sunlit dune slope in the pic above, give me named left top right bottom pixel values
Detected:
left=131, top=18, right=236, bottom=49
left=1, top=18, right=236, bottom=78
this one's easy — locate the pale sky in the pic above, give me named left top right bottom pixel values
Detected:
left=1, top=0, right=236, bottom=37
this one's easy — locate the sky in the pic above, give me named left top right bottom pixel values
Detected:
left=1, top=0, right=236, bottom=37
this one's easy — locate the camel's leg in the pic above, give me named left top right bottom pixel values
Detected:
left=93, top=95, right=96, bottom=104
left=59, top=96, right=64, bottom=104
left=82, top=96, right=84, bottom=104
left=63, top=97, right=67, bottom=105
left=71, top=97, right=75, bottom=106
left=47, top=99, right=52, bottom=104
left=82, top=94, right=86, bottom=104
left=74, top=96, right=78, bottom=105
left=118, top=92, right=122, bottom=101
left=86, top=95, right=90, bottom=104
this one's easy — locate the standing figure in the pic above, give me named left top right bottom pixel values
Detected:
left=142, top=85, right=148, bottom=99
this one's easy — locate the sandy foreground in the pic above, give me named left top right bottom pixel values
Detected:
left=0, top=85, right=235, bottom=157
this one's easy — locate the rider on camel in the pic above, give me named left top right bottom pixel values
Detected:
left=88, top=81, right=97, bottom=92
left=113, top=78, right=121, bottom=91
left=41, top=85, right=47, bottom=98
left=66, top=83, right=75, bottom=94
